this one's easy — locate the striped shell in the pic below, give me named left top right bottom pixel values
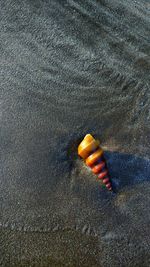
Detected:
left=78, top=134, right=112, bottom=191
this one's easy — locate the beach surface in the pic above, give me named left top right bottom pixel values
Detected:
left=0, top=0, right=150, bottom=266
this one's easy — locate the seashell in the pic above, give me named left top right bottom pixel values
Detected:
left=78, top=134, right=113, bottom=191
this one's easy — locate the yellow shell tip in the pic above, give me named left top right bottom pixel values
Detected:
left=84, top=134, right=94, bottom=142
left=78, top=134, right=101, bottom=159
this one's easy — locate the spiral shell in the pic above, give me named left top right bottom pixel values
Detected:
left=78, top=134, right=112, bottom=191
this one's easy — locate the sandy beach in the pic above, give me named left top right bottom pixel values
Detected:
left=0, top=0, right=150, bottom=266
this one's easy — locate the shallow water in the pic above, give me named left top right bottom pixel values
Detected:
left=0, top=0, right=150, bottom=266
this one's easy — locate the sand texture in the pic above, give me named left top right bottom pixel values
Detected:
left=0, top=0, right=150, bottom=266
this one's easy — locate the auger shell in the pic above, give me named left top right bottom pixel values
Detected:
left=78, top=134, right=112, bottom=191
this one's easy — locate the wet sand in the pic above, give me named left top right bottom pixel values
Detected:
left=0, top=0, right=150, bottom=266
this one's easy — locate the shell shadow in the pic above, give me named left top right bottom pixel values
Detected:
left=104, top=151, right=150, bottom=192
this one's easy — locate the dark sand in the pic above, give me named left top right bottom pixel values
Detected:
left=0, top=0, right=150, bottom=266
